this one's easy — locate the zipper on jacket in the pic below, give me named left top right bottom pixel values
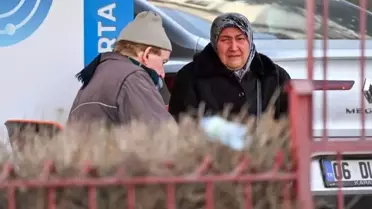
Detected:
left=256, top=80, right=262, bottom=119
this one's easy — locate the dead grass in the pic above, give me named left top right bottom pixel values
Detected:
left=0, top=108, right=322, bottom=209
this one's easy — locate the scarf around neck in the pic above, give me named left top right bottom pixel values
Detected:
left=127, top=56, right=163, bottom=89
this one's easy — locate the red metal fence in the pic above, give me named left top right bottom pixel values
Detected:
left=1, top=0, right=371, bottom=208
left=290, top=0, right=372, bottom=209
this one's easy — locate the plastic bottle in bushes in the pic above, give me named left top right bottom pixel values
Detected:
left=200, top=116, right=248, bottom=150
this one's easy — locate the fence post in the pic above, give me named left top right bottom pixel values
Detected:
left=289, top=80, right=314, bottom=209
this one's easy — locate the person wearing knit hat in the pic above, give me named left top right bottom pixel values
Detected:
left=168, top=12, right=291, bottom=122
left=67, top=11, right=174, bottom=126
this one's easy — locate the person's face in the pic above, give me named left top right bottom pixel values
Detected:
left=140, top=47, right=170, bottom=78
left=216, top=27, right=250, bottom=71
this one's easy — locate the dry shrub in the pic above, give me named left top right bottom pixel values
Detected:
left=0, top=108, right=313, bottom=209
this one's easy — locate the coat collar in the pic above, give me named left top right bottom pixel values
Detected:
left=76, top=52, right=132, bottom=89
left=192, top=43, right=277, bottom=78
left=76, top=52, right=163, bottom=89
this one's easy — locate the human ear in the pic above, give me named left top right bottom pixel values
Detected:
left=142, top=47, right=152, bottom=65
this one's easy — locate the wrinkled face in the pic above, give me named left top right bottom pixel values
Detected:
left=140, top=48, right=170, bottom=78
left=216, top=27, right=250, bottom=71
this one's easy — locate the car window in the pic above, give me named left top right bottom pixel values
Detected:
left=155, top=6, right=211, bottom=39
left=148, top=0, right=372, bottom=40
left=156, top=5, right=279, bottom=40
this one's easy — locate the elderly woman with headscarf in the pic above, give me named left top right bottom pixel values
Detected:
left=168, top=12, right=291, bottom=121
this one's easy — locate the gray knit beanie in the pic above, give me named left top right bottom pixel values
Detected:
left=117, top=11, right=172, bottom=51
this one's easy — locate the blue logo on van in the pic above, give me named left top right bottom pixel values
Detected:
left=0, top=0, right=53, bottom=47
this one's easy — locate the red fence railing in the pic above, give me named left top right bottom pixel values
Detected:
left=0, top=156, right=299, bottom=209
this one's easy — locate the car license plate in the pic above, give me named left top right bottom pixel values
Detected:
left=321, top=159, right=372, bottom=187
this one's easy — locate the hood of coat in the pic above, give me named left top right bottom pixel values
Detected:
left=76, top=52, right=162, bottom=89
left=192, top=43, right=278, bottom=78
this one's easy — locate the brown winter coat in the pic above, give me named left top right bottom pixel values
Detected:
left=67, top=52, right=172, bottom=126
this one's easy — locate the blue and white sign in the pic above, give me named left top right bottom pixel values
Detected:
left=84, top=0, right=133, bottom=66
left=0, top=0, right=53, bottom=47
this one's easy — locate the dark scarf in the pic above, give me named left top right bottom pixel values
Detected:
left=126, top=56, right=163, bottom=89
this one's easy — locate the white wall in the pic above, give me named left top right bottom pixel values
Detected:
left=0, top=0, right=133, bottom=138
left=0, top=0, right=83, bottom=135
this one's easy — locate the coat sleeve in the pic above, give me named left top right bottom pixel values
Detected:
left=116, top=71, right=173, bottom=124
left=275, top=64, right=292, bottom=119
left=158, top=77, right=171, bottom=105
left=168, top=63, right=199, bottom=121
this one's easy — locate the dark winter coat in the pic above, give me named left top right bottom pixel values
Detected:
left=168, top=43, right=291, bottom=121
